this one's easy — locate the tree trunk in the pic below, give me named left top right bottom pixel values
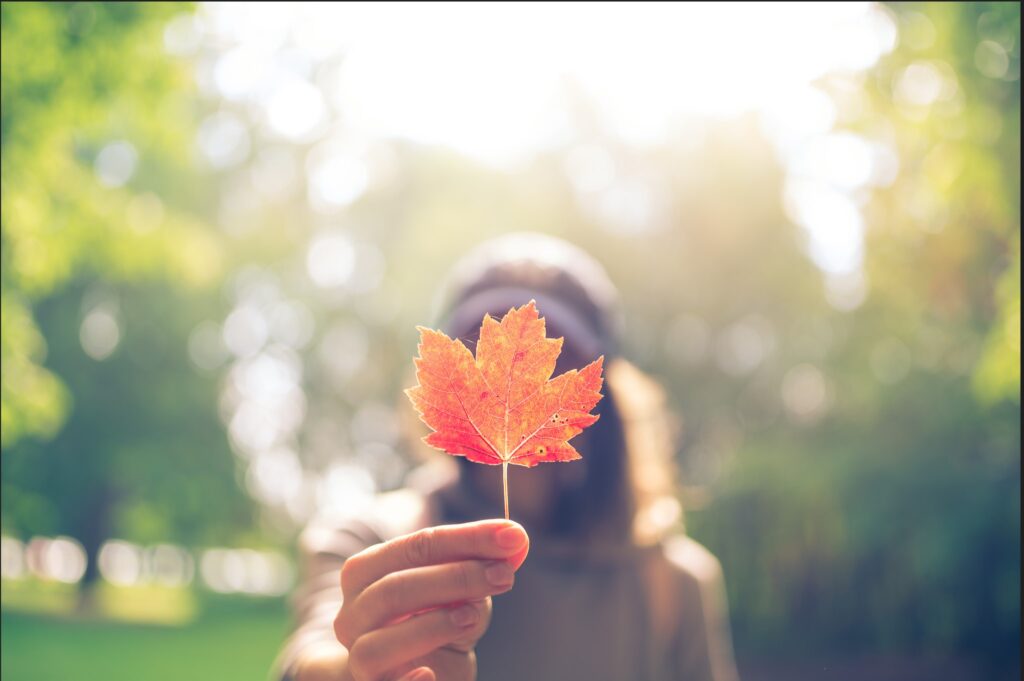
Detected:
left=75, top=487, right=113, bottom=614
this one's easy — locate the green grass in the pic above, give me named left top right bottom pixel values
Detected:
left=1, top=590, right=290, bottom=681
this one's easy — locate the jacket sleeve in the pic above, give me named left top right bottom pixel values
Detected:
left=272, top=489, right=431, bottom=681
left=271, top=518, right=383, bottom=681
left=664, top=535, right=740, bottom=681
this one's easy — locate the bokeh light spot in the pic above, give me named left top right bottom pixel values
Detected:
left=80, top=304, right=121, bottom=361
left=94, top=141, right=138, bottom=188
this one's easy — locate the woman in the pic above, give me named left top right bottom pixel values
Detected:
left=275, top=233, right=739, bottom=681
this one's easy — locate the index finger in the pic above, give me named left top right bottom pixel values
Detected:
left=341, top=520, right=530, bottom=596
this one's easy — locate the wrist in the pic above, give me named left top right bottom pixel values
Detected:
left=291, top=641, right=351, bottom=681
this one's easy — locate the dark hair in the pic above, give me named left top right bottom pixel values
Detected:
left=408, top=233, right=682, bottom=546
left=542, top=378, right=633, bottom=542
left=434, top=232, right=623, bottom=361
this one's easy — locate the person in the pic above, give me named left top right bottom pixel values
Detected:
left=274, top=233, right=739, bottom=681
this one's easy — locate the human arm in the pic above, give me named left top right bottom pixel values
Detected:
left=276, top=517, right=530, bottom=681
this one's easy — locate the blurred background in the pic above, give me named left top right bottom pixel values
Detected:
left=1, top=2, right=1019, bottom=680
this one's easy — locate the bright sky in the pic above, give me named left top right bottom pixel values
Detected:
left=191, top=2, right=896, bottom=163
left=157, top=0, right=907, bottom=322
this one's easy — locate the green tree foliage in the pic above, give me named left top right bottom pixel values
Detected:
left=687, top=2, right=1020, bottom=672
left=1, top=2, right=219, bottom=446
left=1, top=2, right=253, bottom=589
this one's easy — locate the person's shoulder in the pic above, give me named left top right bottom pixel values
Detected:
left=657, top=536, right=740, bottom=680
left=659, top=533, right=726, bottom=590
left=640, top=534, right=729, bottom=652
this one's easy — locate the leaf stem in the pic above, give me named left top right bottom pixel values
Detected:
left=502, top=460, right=509, bottom=520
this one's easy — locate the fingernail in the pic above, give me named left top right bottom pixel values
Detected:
left=484, top=561, right=514, bottom=587
left=450, top=604, right=478, bottom=627
left=495, top=526, right=526, bottom=550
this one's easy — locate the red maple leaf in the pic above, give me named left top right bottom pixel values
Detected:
left=406, top=301, right=604, bottom=519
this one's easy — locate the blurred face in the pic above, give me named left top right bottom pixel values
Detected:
left=454, top=310, right=600, bottom=529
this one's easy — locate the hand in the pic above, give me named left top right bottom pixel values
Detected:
left=333, top=519, right=530, bottom=681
